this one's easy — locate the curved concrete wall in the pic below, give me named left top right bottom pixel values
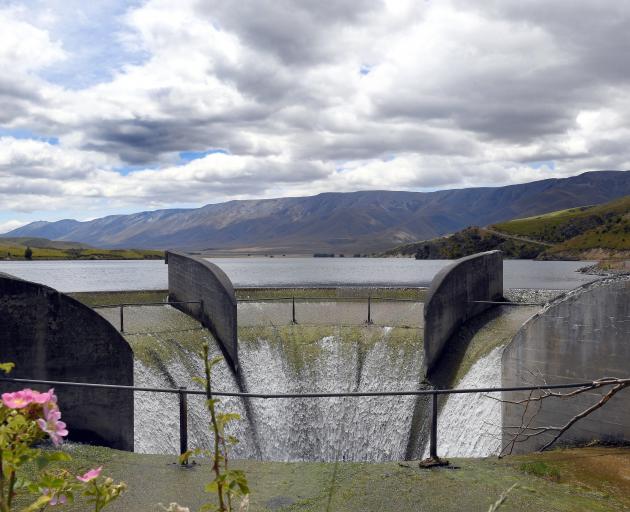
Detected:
left=0, top=273, right=133, bottom=450
left=166, top=251, right=238, bottom=372
left=502, top=276, right=630, bottom=453
left=423, top=251, right=503, bottom=376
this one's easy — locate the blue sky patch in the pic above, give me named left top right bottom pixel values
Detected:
left=528, top=160, right=556, bottom=170
left=0, top=128, right=59, bottom=145
left=179, top=149, right=230, bottom=163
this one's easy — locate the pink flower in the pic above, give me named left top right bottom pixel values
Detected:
left=2, top=388, right=37, bottom=409
left=32, top=388, right=57, bottom=405
left=42, top=489, right=67, bottom=506
left=1, top=388, right=57, bottom=409
left=50, top=494, right=67, bottom=506
left=36, top=406, right=68, bottom=446
left=77, top=467, right=102, bottom=483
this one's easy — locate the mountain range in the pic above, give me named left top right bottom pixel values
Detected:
left=383, top=194, right=630, bottom=260
left=4, top=171, right=630, bottom=254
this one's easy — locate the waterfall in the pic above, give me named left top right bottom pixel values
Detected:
left=125, top=303, right=512, bottom=462
left=421, top=346, right=503, bottom=458
left=133, top=325, right=426, bottom=461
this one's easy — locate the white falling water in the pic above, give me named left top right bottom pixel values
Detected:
left=422, top=346, right=504, bottom=458
left=133, top=345, right=258, bottom=458
left=133, top=327, right=426, bottom=462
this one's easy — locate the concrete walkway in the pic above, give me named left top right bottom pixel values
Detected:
left=25, top=445, right=630, bottom=512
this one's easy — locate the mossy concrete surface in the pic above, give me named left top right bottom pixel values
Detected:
left=238, top=324, right=422, bottom=374
left=430, top=305, right=539, bottom=390
left=235, top=287, right=427, bottom=301
left=70, top=288, right=427, bottom=307
left=69, top=290, right=169, bottom=307
left=19, top=445, right=630, bottom=511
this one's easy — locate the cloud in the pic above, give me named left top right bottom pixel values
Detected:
left=0, top=0, right=629, bottom=222
left=0, top=219, right=29, bottom=234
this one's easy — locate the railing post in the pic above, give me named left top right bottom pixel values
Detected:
left=119, top=305, right=124, bottom=333
left=367, top=295, right=372, bottom=324
left=179, top=386, right=188, bottom=465
left=292, top=296, right=296, bottom=324
left=429, top=392, right=438, bottom=459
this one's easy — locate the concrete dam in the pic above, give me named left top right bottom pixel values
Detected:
left=1, top=252, right=628, bottom=462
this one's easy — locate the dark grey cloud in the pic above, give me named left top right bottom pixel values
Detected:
left=294, top=125, right=477, bottom=161
left=0, top=77, right=43, bottom=123
left=196, top=0, right=380, bottom=66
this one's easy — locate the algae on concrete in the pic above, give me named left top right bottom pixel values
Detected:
left=15, top=445, right=630, bottom=511
left=430, top=305, right=539, bottom=390
left=235, top=287, right=427, bottom=301
left=70, top=290, right=169, bottom=307
left=237, top=324, right=422, bottom=375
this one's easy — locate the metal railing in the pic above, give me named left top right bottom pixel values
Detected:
left=0, top=376, right=603, bottom=463
left=92, top=297, right=426, bottom=329
left=92, top=301, right=201, bottom=332
left=91, top=297, right=541, bottom=332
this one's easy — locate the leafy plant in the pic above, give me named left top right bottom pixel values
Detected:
left=0, top=363, right=126, bottom=511
left=180, top=345, right=249, bottom=512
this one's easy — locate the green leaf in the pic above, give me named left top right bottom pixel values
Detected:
left=179, top=450, right=193, bottom=465
left=209, top=356, right=223, bottom=368
left=0, top=362, right=15, bottom=374
left=192, top=376, right=206, bottom=386
left=204, top=481, right=219, bottom=493
left=19, top=495, right=51, bottom=512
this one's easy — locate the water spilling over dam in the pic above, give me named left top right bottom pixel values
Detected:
left=97, top=297, right=535, bottom=462
left=103, top=303, right=428, bottom=461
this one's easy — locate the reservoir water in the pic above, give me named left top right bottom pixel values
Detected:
left=0, top=258, right=596, bottom=292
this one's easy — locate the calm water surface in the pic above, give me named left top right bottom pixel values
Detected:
left=0, top=258, right=597, bottom=292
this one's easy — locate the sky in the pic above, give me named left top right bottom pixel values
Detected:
left=1, top=0, right=629, bottom=233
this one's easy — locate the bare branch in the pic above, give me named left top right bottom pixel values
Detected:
left=497, top=377, right=630, bottom=457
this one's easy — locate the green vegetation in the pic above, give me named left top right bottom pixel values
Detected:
left=69, top=290, right=169, bottom=307
left=519, top=461, right=561, bottom=482
left=383, top=195, right=630, bottom=261
left=491, top=195, right=630, bottom=259
left=382, top=227, right=546, bottom=260
left=235, top=287, right=427, bottom=301
left=0, top=237, right=163, bottom=260
left=16, top=445, right=630, bottom=511
left=429, top=306, right=538, bottom=390
left=69, top=288, right=427, bottom=307
left=238, top=325, right=421, bottom=374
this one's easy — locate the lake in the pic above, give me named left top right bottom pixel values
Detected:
left=0, top=258, right=597, bottom=292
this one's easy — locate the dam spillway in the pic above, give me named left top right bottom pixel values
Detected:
left=98, top=301, right=428, bottom=461
left=5, top=252, right=627, bottom=461
left=95, top=296, right=534, bottom=462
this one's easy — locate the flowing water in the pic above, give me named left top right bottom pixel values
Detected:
left=98, top=297, right=540, bottom=461
left=111, top=305, right=427, bottom=462
left=422, top=347, right=503, bottom=458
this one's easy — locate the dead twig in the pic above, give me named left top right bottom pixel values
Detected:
left=496, top=377, right=629, bottom=456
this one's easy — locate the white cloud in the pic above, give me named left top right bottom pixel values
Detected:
left=0, top=0, right=629, bottom=222
left=0, top=219, right=29, bottom=234
left=0, top=7, right=66, bottom=72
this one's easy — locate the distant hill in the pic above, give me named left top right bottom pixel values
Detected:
left=384, top=195, right=630, bottom=260
left=3, top=171, right=630, bottom=254
left=381, top=227, right=548, bottom=259
left=0, top=237, right=163, bottom=260
left=491, top=195, right=630, bottom=260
